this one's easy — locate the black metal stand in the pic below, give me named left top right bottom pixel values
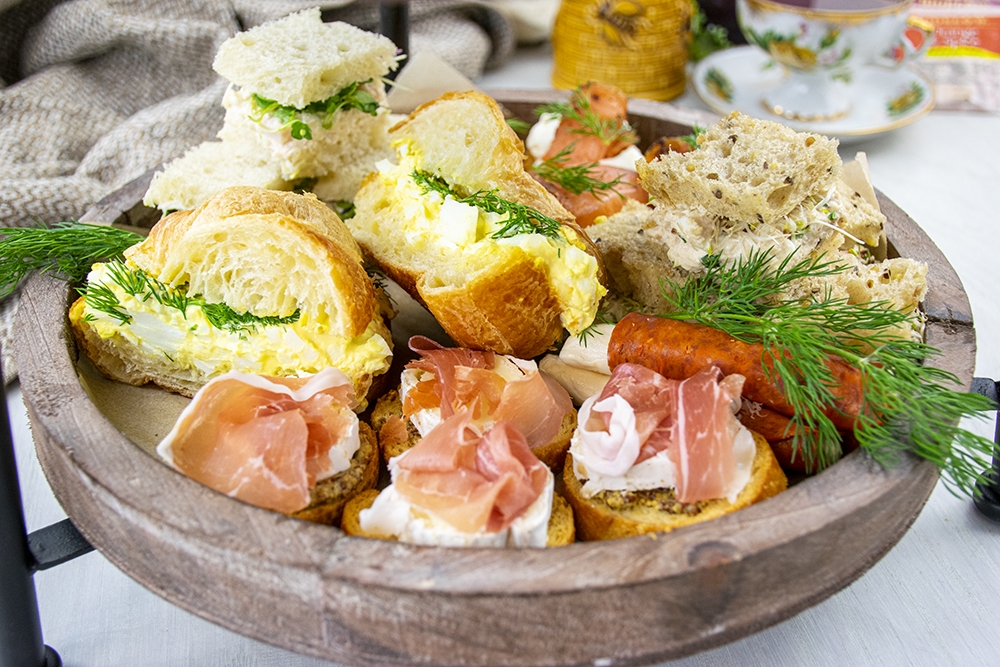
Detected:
left=971, top=378, right=1000, bottom=521
left=1, top=355, right=93, bottom=667
left=379, top=2, right=409, bottom=79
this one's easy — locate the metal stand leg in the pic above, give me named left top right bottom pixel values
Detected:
left=971, top=378, right=1000, bottom=521
left=0, top=377, right=60, bottom=667
left=379, top=1, right=409, bottom=78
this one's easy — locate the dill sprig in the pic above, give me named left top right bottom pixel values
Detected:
left=89, top=260, right=299, bottom=335
left=250, top=79, right=379, bottom=141
left=659, top=249, right=996, bottom=495
left=411, top=170, right=562, bottom=240
left=680, top=124, right=707, bottom=151
left=532, top=145, right=627, bottom=198
left=575, top=310, right=616, bottom=347
left=0, top=222, right=143, bottom=298
left=536, top=88, right=637, bottom=146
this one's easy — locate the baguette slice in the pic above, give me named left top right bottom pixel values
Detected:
left=292, top=422, right=380, bottom=525
left=637, top=111, right=841, bottom=225
left=370, top=387, right=576, bottom=471
left=143, top=137, right=291, bottom=212
left=563, top=432, right=787, bottom=541
left=70, top=187, right=392, bottom=400
left=212, top=8, right=398, bottom=109
left=341, top=487, right=576, bottom=546
left=349, top=91, right=607, bottom=358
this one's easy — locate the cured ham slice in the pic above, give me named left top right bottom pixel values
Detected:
left=393, top=409, right=549, bottom=533
left=573, top=363, right=748, bottom=503
left=402, top=336, right=573, bottom=452
left=157, top=368, right=360, bottom=514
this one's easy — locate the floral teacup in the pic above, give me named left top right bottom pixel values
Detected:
left=736, top=0, right=933, bottom=121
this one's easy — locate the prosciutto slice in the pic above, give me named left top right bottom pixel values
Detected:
left=402, top=336, right=573, bottom=451
left=393, top=409, right=549, bottom=533
left=576, top=363, right=746, bottom=503
left=157, top=368, right=359, bottom=514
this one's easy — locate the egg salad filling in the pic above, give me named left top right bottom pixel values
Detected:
left=372, top=149, right=606, bottom=334
left=80, top=260, right=392, bottom=383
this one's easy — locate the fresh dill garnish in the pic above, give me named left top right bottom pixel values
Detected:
left=83, top=281, right=131, bottom=325
left=576, top=310, right=616, bottom=347
left=532, top=145, right=627, bottom=198
left=90, top=261, right=300, bottom=335
left=0, top=222, right=143, bottom=298
left=680, top=124, right=707, bottom=151
left=332, top=200, right=356, bottom=220
left=249, top=80, right=379, bottom=141
left=411, top=170, right=563, bottom=240
left=202, top=302, right=301, bottom=334
left=536, top=88, right=637, bottom=146
left=659, top=249, right=997, bottom=495
left=506, top=118, right=531, bottom=134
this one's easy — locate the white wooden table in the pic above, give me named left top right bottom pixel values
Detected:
left=9, top=43, right=1000, bottom=666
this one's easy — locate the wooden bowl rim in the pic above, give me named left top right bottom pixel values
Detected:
left=13, top=92, right=970, bottom=663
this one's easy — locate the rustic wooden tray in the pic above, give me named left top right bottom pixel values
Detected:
left=13, top=91, right=974, bottom=667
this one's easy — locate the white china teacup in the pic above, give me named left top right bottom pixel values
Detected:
left=736, top=0, right=933, bottom=121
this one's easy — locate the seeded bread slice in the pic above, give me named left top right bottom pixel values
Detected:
left=637, top=111, right=841, bottom=225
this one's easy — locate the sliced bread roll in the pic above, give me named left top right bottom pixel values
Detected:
left=70, top=187, right=393, bottom=400
left=563, top=432, right=787, bottom=541
left=293, top=422, right=380, bottom=525
left=370, top=387, right=577, bottom=471
left=212, top=8, right=398, bottom=109
left=637, top=111, right=841, bottom=225
left=348, top=91, right=607, bottom=359
left=340, top=487, right=577, bottom=546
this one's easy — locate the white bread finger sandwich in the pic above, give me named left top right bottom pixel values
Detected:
left=70, top=186, right=393, bottom=405
left=145, top=8, right=399, bottom=211
left=562, top=362, right=786, bottom=541
left=347, top=91, right=608, bottom=359
left=158, top=368, right=378, bottom=525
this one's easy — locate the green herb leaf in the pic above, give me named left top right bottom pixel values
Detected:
left=531, top=145, right=627, bottom=197
left=536, top=87, right=637, bottom=146
left=411, top=170, right=563, bottom=240
left=0, top=222, right=144, bottom=298
left=93, top=260, right=300, bottom=335
left=689, top=2, right=732, bottom=62
left=658, top=249, right=996, bottom=494
left=249, top=80, right=380, bottom=141
left=506, top=118, right=531, bottom=134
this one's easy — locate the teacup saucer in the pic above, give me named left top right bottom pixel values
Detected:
left=692, top=46, right=935, bottom=144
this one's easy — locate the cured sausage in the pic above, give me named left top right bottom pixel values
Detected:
left=608, top=313, right=864, bottom=431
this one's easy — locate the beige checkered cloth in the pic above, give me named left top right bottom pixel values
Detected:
left=0, top=0, right=516, bottom=383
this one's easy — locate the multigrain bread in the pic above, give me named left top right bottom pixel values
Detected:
left=637, top=111, right=841, bottom=225
left=348, top=91, right=607, bottom=359
left=563, top=432, right=787, bottom=541
left=370, top=387, right=577, bottom=471
left=292, top=422, right=380, bottom=525
left=591, top=112, right=927, bottom=331
left=340, top=487, right=577, bottom=546
left=70, top=187, right=393, bottom=400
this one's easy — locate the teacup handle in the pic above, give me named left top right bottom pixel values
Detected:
left=877, top=16, right=935, bottom=68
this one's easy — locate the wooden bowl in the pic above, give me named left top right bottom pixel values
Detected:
left=14, top=91, right=974, bottom=667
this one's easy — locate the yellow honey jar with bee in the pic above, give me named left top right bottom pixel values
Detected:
left=552, top=0, right=692, bottom=100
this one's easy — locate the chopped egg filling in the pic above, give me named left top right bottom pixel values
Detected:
left=370, top=149, right=605, bottom=334
left=82, top=262, right=392, bottom=387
